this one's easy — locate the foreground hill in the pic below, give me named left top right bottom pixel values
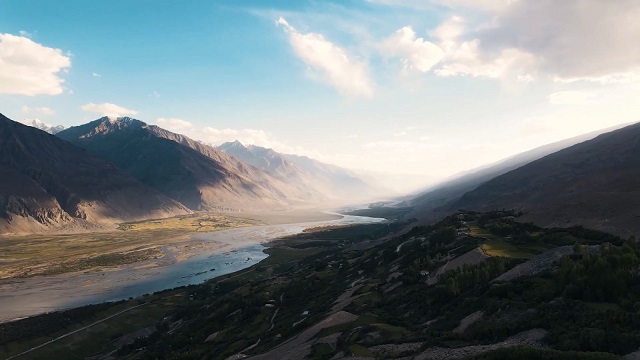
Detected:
left=57, top=117, right=319, bottom=211
left=0, top=114, right=189, bottom=234
left=219, top=141, right=378, bottom=202
left=452, top=122, right=640, bottom=237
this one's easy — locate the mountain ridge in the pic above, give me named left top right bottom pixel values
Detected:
left=407, top=123, right=635, bottom=224
left=57, top=117, right=321, bottom=211
left=450, top=122, right=640, bottom=237
left=0, top=114, right=190, bottom=234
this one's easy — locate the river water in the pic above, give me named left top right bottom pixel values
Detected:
left=0, top=213, right=384, bottom=323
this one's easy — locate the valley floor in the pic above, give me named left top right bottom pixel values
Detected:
left=2, top=209, right=637, bottom=360
left=0, top=210, right=347, bottom=322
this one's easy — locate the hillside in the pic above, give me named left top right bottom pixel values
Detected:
left=5, top=210, right=638, bottom=359
left=0, top=114, right=189, bottom=234
left=57, top=117, right=319, bottom=211
left=451, top=122, right=640, bottom=237
left=408, top=124, right=632, bottom=224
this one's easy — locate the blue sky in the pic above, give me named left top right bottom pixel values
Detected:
left=1, top=0, right=639, bottom=192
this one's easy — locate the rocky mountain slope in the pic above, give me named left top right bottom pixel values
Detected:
left=57, top=117, right=321, bottom=211
left=451, top=122, right=640, bottom=237
left=0, top=114, right=189, bottom=234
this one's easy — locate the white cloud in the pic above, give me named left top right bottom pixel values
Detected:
left=435, top=40, right=538, bottom=80
left=393, top=131, right=407, bottom=137
left=429, top=16, right=539, bottom=81
left=379, top=26, right=444, bottom=74
left=81, top=102, right=138, bottom=117
left=156, top=118, right=193, bottom=132
left=92, top=72, right=102, bottom=77
left=434, top=0, right=516, bottom=12
left=0, top=33, right=71, bottom=95
left=21, top=105, right=55, bottom=116
left=464, top=0, right=640, bottom=82
left=276, top=17, right=374, bottom=97
left=430, top=16, right=465, bottom=47
left=374, top=1, right=640, bottom=84
left=548, top=91, right=599, bottom=105
left=18, top=30, right=32, bottom=38
left=367, top=0, right=515, bottom=12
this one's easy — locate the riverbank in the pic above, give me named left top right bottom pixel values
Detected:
left=0, top=210, right=381, bottom=323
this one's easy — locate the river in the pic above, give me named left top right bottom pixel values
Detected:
left=0, top=213, right=384, bottom=323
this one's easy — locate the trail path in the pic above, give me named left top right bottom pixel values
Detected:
left=5, top=303, right=148, bottom=360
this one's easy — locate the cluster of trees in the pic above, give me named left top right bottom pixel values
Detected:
left=434, top=258, right=511, bottom=301
left=557, top=241, right=640, bottom=302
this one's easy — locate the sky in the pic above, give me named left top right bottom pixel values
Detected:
left=1, top=0, right=639, bottom=193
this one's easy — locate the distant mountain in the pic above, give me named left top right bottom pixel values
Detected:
left=218, top=141, right=301, bottom=180
left=0, top=114, right=189, bottom=234
left=20, top=119, right=65, bottom=134
left=218, top=141, right=377, bottom=202
left=407, top=124, right=631, bottom=223
left=58, top=117, right=319, bottom=211
left=450, top=122, right=640, bottom=237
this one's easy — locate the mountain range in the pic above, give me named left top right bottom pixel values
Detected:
left=57, top=117, right=323, bottom=211
left=6, top=111, right=640, bottom=237
left=218, top=141, right=378, bottom=202
left=0, top=114, right=189, bottom=234
left=1, top=114, right=376, bottom=234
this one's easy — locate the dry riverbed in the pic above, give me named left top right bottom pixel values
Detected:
left=0, top=210, right=341, bottom=279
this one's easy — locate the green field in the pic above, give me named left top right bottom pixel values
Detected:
left=480, top=238, right=539, bottom=259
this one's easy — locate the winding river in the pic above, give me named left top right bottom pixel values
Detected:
left=0, top=213, right=384, bottom=323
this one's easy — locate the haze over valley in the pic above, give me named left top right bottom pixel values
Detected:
left=1, top=1, right=640, bottom=359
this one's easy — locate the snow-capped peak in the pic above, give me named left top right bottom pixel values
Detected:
left=21, top=118, right=65, bottom=134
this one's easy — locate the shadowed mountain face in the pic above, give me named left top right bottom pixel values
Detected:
left=57, top=117, right=317, bottom=211
left=451, top=122, right=640, bottom=237
left=218, top=141, right=377, bottom=203
left=0, top=114, right=189, bottom=234
left=407, top=124, right=632, bottom=224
